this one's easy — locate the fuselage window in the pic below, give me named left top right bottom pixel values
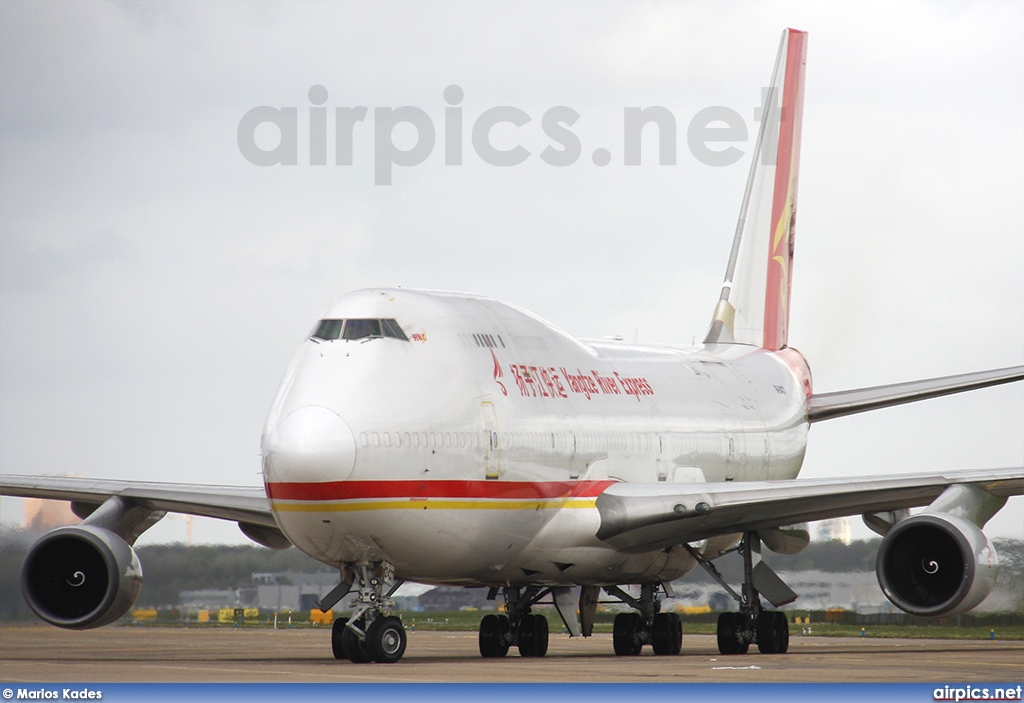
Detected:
left=312, top=319, right=344, bottom=340
left=471, top=333, right=504, bottom=348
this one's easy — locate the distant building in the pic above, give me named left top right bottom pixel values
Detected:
left=253, top=571, right=337, bottom=612
left=179, top=588, right=255, bottom=611
left=671, top=572, right=894, bottom=613
left=417, top=587, right=496, bottom=611
left=24, top=498, right=78, bottom=532
left=816, top=518, right=852, bottom=545
left=775, top=570, right=887, bottom=611
left=177, top=571, right=426, bottom=614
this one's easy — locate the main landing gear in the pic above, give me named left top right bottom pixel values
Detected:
left=478, top=582, right=682, bottom=658
left=478, top=587, right=550, bottom=658
left=606, top=583, right=682, bottom=656
left=322, top=561, right=408, bottom=664
left=689, top=532, right=792, bottom=655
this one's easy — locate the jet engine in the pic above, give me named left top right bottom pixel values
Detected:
left=21, top=525, right=143, bottom=629
left=876, top=512, right=998, bottom=618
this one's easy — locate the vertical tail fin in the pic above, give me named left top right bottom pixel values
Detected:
left=705, top=28, right=807, bottom=350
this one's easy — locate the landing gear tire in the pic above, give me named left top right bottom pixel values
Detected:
left=773, top=611, right=789, bottom=654
left=756, top=610, right=783, bottom=654
left=717, top=612, right=749, bottom=655
left=517, top=613, right=549, bottom=657
left=341, top=618, right=373, bottom=663
left=366, top=615, right=407, bottom=663
left=331, top=617, right=350, bottom=660
left=612, top=612, right=643, bottom=656
left=652, top=612, right=682, bottom=655
left=755, top=611, right=789, bottom=654
left=479, top=613, right=511, bottom=658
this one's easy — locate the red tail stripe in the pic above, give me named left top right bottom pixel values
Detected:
left=266, top=479, right=616, bottom=502
left=763, top=28, right=807, bottom=351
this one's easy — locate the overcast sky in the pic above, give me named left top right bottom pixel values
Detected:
left=1, top=0, right=1021, bottom=547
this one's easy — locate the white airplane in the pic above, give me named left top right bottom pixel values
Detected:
left=2, top=28, right=1022, bottom=665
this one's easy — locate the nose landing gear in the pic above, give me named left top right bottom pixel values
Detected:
left=324, top=561, right=408, bottom=664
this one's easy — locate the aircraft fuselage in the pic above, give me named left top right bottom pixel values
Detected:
left=261, top=288, right=811, bottom=586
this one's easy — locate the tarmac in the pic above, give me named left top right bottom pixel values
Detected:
left=1, top=625, right=1022, bottom=683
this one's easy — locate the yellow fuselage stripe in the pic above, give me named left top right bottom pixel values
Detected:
left=271, top=497, right=598, bottom=513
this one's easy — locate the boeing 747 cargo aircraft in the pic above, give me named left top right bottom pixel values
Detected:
left=2, top=28, right=1022, bottom=664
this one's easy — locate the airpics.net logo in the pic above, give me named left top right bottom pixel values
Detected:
left=236, top=84, right=785, bottom=185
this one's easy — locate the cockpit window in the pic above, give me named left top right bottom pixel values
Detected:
left=311, top=318, right=409, bottom=342
left=343, top=319, right=381, bottom=340
left=381, top=319, right=409, bottom=341
left=312, top=319, right=344, bottom=341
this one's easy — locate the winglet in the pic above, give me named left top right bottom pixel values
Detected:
left=706, top=28, right=808, bottom=350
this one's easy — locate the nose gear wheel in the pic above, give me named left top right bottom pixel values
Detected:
left=325, top=561, right=407, bottom=664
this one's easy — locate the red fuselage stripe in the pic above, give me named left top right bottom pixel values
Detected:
left=265, top=479, right=616, bottom=502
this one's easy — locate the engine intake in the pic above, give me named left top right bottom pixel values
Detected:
left=21, top=525, right=143, bottom=629
left=876, top=513, right=998, bottom=617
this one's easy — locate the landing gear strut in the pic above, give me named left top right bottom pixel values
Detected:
left=691, top=532, right=791, bottom=655
left=324, top=561, right=407, bottom=664
left=478, top=586, right=550, bottom=658
left=606, top=582, right=681, bottom=656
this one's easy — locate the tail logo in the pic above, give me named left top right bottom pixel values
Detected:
left=491, top=349, right=508, bottom=396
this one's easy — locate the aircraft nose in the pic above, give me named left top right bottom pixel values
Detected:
left=263, top=406, right=356, bottom=483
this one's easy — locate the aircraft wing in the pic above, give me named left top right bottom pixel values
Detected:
left=0, top=474, right=276, bottom=528
left=807, top=365, right=1024, bottom=423
left=594, top=467, right=1024, bottom=552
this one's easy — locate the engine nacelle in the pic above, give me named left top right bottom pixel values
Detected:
left=876, top=513, right=998, bottom=617
left=21, top=525, right=143, bottom=629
